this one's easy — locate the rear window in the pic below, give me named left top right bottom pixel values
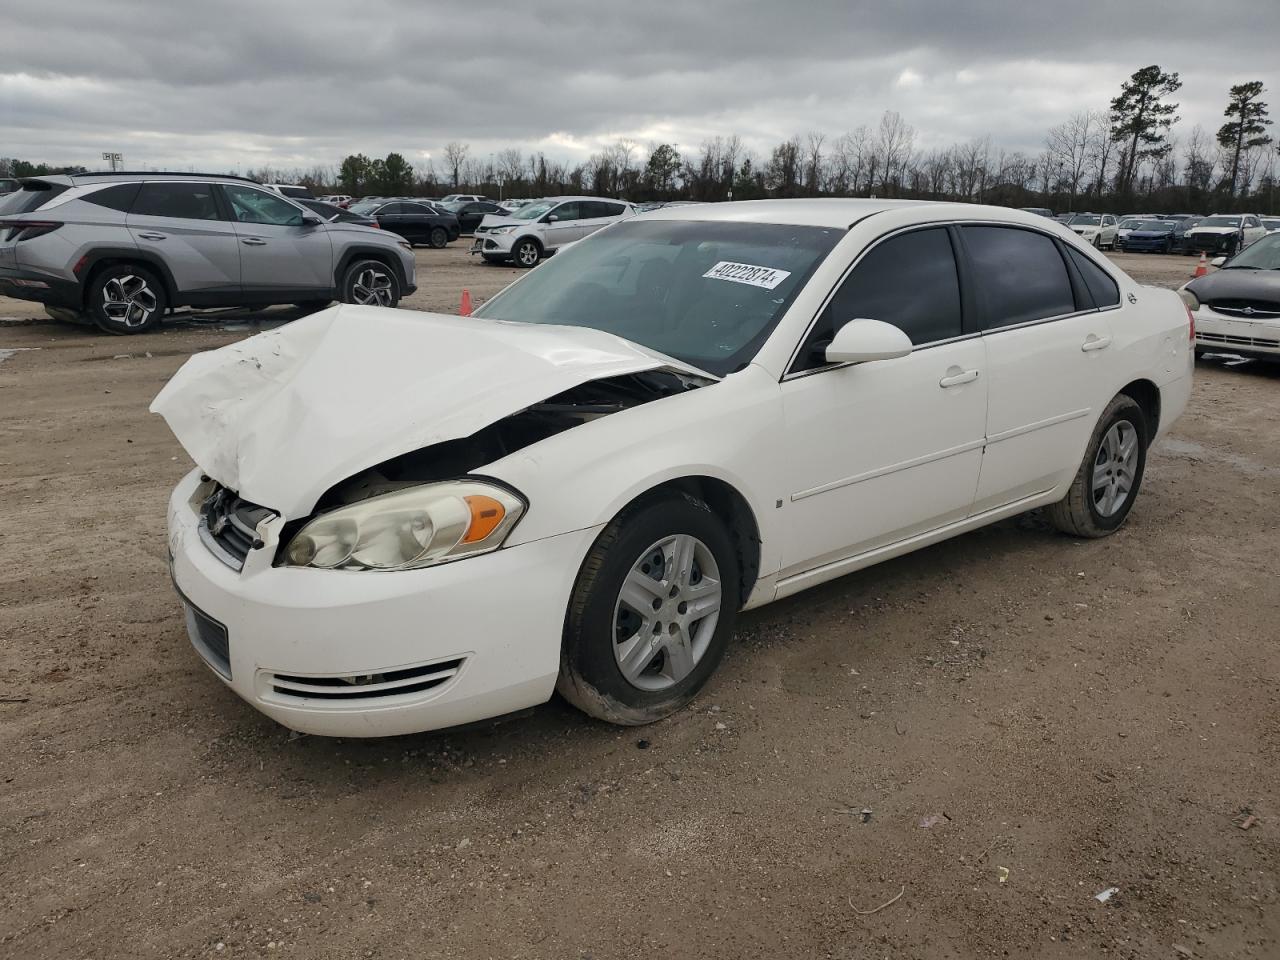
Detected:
left=0, top=181, right=69, bottom=215
left=1067, top=248, right=1121, bottom=308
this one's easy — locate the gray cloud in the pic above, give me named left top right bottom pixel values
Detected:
left=1, top=0, right=1276, bottom=172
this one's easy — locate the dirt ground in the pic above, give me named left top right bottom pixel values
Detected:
left=1, top=248, right=1276, bottom=959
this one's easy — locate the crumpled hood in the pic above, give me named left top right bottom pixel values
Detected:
left=151, top=305, right=708, bottom=518
left=477, top=214, right=523, bottom=230
left=1187, top=226, right=1239, bottom=236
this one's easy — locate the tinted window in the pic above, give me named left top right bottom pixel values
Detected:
left=583, top=201, right=626, bottom=219
left=798, top=228, right=962, bottom=369
left=1066, top=248, right=1120, bottom=308
left=222, top=184, right=303, bottom=226
left=379, top=203, right=407, bottom=215
left=962, top=226, right=1075, bottom=329
left=0, top=181, right=69, bottom=215
left=403, top=203, right=434, bottom=215
left=131, top=182, right=221, bottom=221
left=83, top=182, right=141, bottom=212
left=548, top=202, right=582, bottom=221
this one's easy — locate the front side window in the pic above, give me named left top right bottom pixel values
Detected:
left=962, top=226, right=1076, bottom=330
left=132, top=182, right=221, bottom=221
left=547, top=202, right=582, bottom=222
left=797, top=227, right=963, bottom=371
left=474, top=219, right=841, bottom=377
left=222, top=184, right=303, bottom=226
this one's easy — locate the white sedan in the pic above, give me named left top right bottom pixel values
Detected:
left=155, top=200, right=1193, bottom=737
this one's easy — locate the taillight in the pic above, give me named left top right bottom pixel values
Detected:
left=0, top=220, right=63, bottom=242
left=1187, top=307, right=1195, bottom=342
left=370, top=221, right=380, bottom=229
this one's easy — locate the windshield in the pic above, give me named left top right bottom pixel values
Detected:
left=473, top=219, right=841, bottom=376
left=1069, top=215, right=1102, bottom=226
left=1199, top=216, right=1241, bottom=228
left=1223, top=232, right=1280, bottom=270
left=508, top=200, right=556, bottom=220
left=349, top=201, right=381, bottom=214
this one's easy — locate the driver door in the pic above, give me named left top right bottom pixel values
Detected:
left=778, top=226, right=987, bottom=581
left=219, top=183, right=334, bottom=295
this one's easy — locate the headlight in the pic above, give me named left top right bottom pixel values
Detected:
left=283, top=480, right=525, bottom=571
left=490, top=225, right=518, bottom=235
left=1177, top=288, right=1200, bottom=312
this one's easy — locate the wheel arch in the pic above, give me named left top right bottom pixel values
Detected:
left=1118, top=378, right=1161, bottom=437
left=605, top=474, right=762, bottom=608
left=79, top=249, right=179, bottom=309
left=334, top=245, right=408, bottom=291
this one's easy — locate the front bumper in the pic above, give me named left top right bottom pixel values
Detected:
left=0, top=265, right=81, bottom=308
left=166, top=469, right=601, bottom=737
left=1122, top=237, right=1173, bottom=252
left=470, top=231, right=519, bottom=256
left=1185, top=233, right=1237, bottom=254
left=1193, top=306, right=1280, bottom=359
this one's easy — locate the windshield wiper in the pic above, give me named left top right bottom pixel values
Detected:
left=1222, top=265, right=1261, bottom=270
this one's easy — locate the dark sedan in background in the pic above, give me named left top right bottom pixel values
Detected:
left=441, top=199, right=506, bottom=234
left=296, top=198, right=378, bottom=227
left=1119, top=218, right=1196, bottom=254
left=347, top=199, right=461, bottom=247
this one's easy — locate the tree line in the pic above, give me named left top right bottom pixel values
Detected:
left=5, top=69, right=1274, bottom=215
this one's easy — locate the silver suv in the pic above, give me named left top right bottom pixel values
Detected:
left=0, top=172, right=416, bottom=334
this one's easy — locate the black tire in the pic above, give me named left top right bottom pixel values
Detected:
left=429, top=226, right=449, bottom=249
left=557, top=494, right=741, bottom=725
left=1045, top=394, right=1149, bottom=538
left=86, top=263, right=167, bottom=335
left=513, top=237, right=542, bottom=268
left=481, top=254, right=507, bottom=265
left=339, top=259, right=400, bottom=307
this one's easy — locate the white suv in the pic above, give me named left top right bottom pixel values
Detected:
left=1067, top=213, right=1118, bottom=249
left=471, top=196, right=634, bottom=267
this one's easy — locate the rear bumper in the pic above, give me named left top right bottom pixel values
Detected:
left=0, top=265, right=80, bottom=308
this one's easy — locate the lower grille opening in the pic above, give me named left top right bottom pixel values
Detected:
left=184, top=602, right=231, bottom=680
left=268, top=657, right=465, bottom=702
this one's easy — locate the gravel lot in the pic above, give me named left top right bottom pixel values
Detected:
left=1, top=248, right=1277, bottom=959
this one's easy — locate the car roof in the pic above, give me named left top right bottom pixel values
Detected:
left=32, top=171, right=262, bottom=187
left=638, top=198, right=1067, bottom=230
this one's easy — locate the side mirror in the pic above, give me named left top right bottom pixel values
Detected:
left=824, top=318, right=913, bottom=365
left=545, top=214, right=560, bottom=222
left=1209, top=256, right=1226, bottom=267
left=300, top=213, right=324, bottom=227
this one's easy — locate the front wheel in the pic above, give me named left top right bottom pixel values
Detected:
left=1045, top=394, right=1148, bottom=538
left=429, top=226, right=448, bottom=249
left=339, top=259, right=400, bottom=307
left=87, top=264, right=167, bottom=335
left=557, top=495, right=740, bottom=725
left=513, top=238, right=542, bottom=268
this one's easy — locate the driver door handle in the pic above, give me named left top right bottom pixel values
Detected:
left=1081, top=334, right=1112, bottom=352
left=137, top=232, right=166, bottom=241
left=240, top=237, right=267, bottom=246
left=939, top=368, right=980, bottom=388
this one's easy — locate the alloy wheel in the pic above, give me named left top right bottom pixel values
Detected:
left=350, top=267, right=395, bottom=306
left=517, top=242, right=539, bottom=266
left=612, top=534, right=722, bottom=691
left=101, top=275, right=158, bottom=328
left=1092, top=420, right=1138, bottom=517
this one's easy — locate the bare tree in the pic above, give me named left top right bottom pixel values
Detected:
left=1045, top=112, right=1093, bottom=208
left=804, top=131, right=826, bottom=192
left=443, top=141, right=469, bottom=188
left=873, top=111, right=916, bottom=195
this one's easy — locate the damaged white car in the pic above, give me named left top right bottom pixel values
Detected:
left=156, top=200, right=1193, bottom=737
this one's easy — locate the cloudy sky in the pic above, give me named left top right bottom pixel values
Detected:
left=1, top=0, right=1275, bottom=174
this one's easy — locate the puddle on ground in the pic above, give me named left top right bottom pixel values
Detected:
left=1156, top=437, right=1280, bottom=478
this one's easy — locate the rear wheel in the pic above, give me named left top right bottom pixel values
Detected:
left=557, top=495, right=740, bottom=725
left=87, top=264, right=167, bottom=335
left=339, top=259, right=400, bottom=307
left=1045, top=394, right=1148, bottom=538
left=429, top=226, right=448, bottom=249
left=513, top=238, right=542, bottom=268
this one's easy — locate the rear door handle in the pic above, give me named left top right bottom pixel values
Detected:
left=137, top=232, right=166, bottom=241
left=1081, top=335, right=1112, bottom=352
left=240, top=237, right=267, bottom=246
left=939, top=368, right=980, bottom=388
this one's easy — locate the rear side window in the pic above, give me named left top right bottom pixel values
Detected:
left=83, top=182, right=142, bottom=212
left=1066, top=248, right=1120, bottom=308
left=961, top=226, right=1075, bottom=329
left=132, top=182, right=221, bottom=221
left=798, top=227, right=962, bottom=370
left=584, top=201, right=626, bottom=219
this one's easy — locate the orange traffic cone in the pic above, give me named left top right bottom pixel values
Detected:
left=1193, top=253, right=1208, bottom=278
left=460, top=288, right=473, bottom=317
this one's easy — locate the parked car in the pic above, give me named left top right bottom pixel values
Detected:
left=1262, top=217, right=1280, bottom=234
left=1182, top=214, right=1267, bottom=257
left=472, top=196, right=635, bottom=267
left=1066, top=213, right=1119, bottom=249
left=1181, top=231, right=1280, bottom=361
left=440, top=199, right=506, bottom=234
left=318, top=194, right=353, bottom=205
left=440, top=194, right=489, bottom=203
left=154, top=199, right=1192, bottom=737
left=346, top=199, right=460, bottom=248
left=264, top=183, right=314, bottom=199
left=296, top=198, right=377, bottom=227
left=1115, top=218, right=1145, bottom=246
left=1119, top=219, right=1180, bottom=254
left=497, top=198, right=536, bottom=214
left=0, top=172, right=415, bottom=333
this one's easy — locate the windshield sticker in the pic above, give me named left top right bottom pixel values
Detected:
left=703, top=261, right=792, bottom=290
